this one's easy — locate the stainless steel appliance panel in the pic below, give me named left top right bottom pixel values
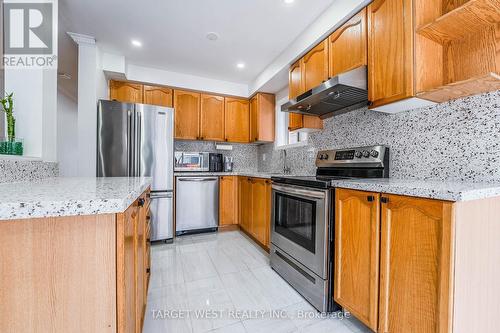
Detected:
left=150, top=192, right=174, bottom=241
left=97, top=100, right=135, bottom=177
left=271, top=183, right=329, bottom=279
left=137, top=104, right=174, bottom=191
left=270, top=244, right=329, bottom=312
left=175, top=177, right=219, bottom=232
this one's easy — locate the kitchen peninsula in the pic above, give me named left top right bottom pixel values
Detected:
left=0, top=177, right=152, bottom=333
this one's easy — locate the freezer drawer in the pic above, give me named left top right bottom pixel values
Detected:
left=150, top=192, right=173, bottom=241
left=175, top=177, right=219, bottom=233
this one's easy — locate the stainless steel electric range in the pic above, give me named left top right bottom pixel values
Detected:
left=270, top=145, right=389, bottom=312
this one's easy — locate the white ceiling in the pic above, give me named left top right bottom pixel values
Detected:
left=60, top=0, right=336, bottom=85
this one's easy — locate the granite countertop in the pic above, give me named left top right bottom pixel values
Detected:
left=330, top=178, right=500, bottom=202
left=0, top=177, right=152, bottom=221
left=174, top=172, right=500, bottom=201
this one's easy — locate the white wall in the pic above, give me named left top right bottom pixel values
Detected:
left=4, top=68, right=57, bottom=160
left=126, top=63, right=249, bottom=97
left=57, top=91, right=78, bottom=176
left=250, top=0, right=371, bottom=94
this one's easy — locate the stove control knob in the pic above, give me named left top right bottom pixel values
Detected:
left=362, top=150, right=370, bottom=158
left=355, top=151, right=363, bottom=158
left=318, top=154, right=324, bottom=160
left=370, top=150, right=379, bottom=158
left=323, top=154, right=329, bottom=160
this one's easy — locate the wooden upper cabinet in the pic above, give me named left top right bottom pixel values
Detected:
left=219, top=176, right=238, bottom=226
left=368, top=0, right=414, bottom=108
left=301, top=39, right=329, bottom=91
left=288, top=60, right=323, bottom=132
left=200, top=94, right=225, bottom=141
left=250, top=93, right=275, bottom=143
left=224, top=97, right=250, bottom=143
left=143, top=85, right=173, bottom=107
left=329, top=8, right=367, bottom=77
left=109, top=80, right=144, bottom=104
left=335, top=189, right=380, bottom=332
left=173, top=90, right=201, bottom=140
left=379, top=194, right=453, bottom=333
left=289, top=60, right=304, bottom=99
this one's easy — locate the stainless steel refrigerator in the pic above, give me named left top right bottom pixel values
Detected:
left=97, top=100, right=174, bottom=241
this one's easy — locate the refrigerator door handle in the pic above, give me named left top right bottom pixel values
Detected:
left=127, top=109, right=133, bottom=176
left=150, top=192, right=173, bottom=199
left=136, top=111, right=142, bottom=176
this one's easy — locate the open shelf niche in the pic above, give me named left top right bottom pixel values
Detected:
left=414, top=0, right=500, bottom=103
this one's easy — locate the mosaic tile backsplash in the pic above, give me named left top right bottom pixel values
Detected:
left=0, top=158, right=59, bottom=183
left=174, top=141, right=259, bottom=172
left=258, top=91, right=500, bottom=182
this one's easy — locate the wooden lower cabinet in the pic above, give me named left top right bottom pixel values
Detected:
left=335, top=189, right=456, bottom=333
left=239, top=177, right=253, bottom=232
left=219, top=176, right=238, bottom=226
left=251, top=178, right=272, bottom=247
left=335, top=189, right=380, bottom=331
left=117, top=191, right=151, bottom=333
left=379, top=194, right=453, bottom=333
left=238, top=177, right=271, bottom=249
left=0, top=189, right=151, bottom=333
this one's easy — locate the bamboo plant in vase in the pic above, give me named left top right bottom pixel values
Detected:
left=0, top=93, right=23, bottom=155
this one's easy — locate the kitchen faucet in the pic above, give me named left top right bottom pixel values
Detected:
left=282, top=150, right=291, bottom=175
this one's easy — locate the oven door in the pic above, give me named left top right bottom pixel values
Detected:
left=271, top=183, right=329, bottom=279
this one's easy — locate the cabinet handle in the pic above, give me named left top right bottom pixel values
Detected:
left=146, top=216, right=151, bottom=221
left=138, top=198, right=145, bottom=207
left=367, top=195, right=374, bottom=202
left=381, top=197, right=389, bottom=203
left=147, top=238, right=151, bottom=243
left=225, top=138, right=228, bottom=142
left=146, top=268, right=150, bottom=274
left=200, top=136, right=204, bottom=140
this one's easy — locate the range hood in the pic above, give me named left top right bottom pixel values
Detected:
left=281, top=66, right=368, bottom=119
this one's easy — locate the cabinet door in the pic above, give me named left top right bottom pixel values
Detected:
left=239, top=177, right=253, bottom=232
left=117, top=204, right=139, bottom=333
left=225, top=98, right=250, bottom=143
left=136, top=200, right=145, bottom=332
left=110, top=80, right=144, bottom=104
left=329, top=8, right=367, bottom=77
left=334, top=189, right=380, bottom=331
left=289, top=60, right=303, bottom=99
left=251, top=179, right=271, bottom=247
left=143, top=85, right=173, bottom=107
left=368, top=0, right=414, bottom=108
left=301, top=39, right=329, bottom=91
left=379, top=195, right=453, bottom=333
left=173, top=90, right=200, bottom=140
left=250, top=93, right=275, bottom=143
left=250, top=178, right=270, bottom=245
left=220, top=176, right=238, bottom=226
left=200, top=94, right=225, bottom=141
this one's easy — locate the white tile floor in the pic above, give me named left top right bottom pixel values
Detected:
left=143, top=231, right=372, bottom=333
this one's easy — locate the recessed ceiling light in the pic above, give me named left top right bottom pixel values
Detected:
left=283, top=0, right=295, bottom=4
left=236, top=62, right=245, bottom=69
left=206, top=32, right=219, bottom=41
left=131, top=39, right=142, bottom=47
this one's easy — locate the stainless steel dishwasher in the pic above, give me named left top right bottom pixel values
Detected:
left=175, top=176, right=219, bottom=235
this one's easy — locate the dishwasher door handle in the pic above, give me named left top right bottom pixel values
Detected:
left=177, top=177, right=218, bottom=182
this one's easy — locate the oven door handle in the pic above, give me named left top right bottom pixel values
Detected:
left=272, top=184, right=326, bottom=199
